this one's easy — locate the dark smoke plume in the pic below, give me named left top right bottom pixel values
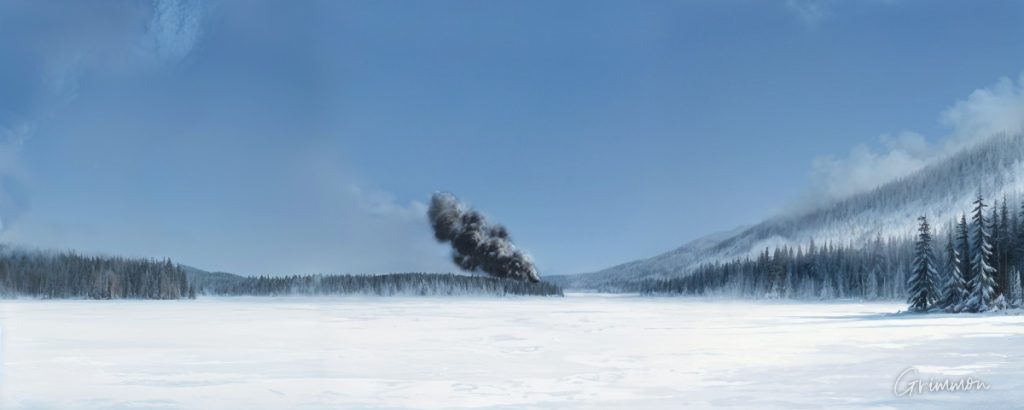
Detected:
left=427, top=192, right=540, bottom=282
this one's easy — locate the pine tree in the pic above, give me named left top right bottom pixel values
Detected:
left=864, top=265, right=878, bottom=300
left=893, top=254, right=908, bottom=299
left=992, top=199, right=1009, bottom=292
left=908, top=216, right=939, bottom=312
left=820, top=271, right=835, bottom=299
left=784, top=258, right=796, bottom=299
left=1006, top=268, right=1023, bottom=308
left=956, top=213, right=972, bottom=294
left=965, top=194, right=998, bottom=312
left=864, top=234, right=882, bottom=300
left=1018, top=199, right=1024, bottom=272
left=999, top=197, right=1011, bottom=274
left=939, top=230, right=967, bottom=311
left=768, top=248, right=785, bottom=298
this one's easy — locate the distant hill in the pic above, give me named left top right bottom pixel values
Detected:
left=181, top=265, right=246, bottom=292
left=547, top=225, right=749, bottom=291
left=556, top=133, right=1024, bottom=290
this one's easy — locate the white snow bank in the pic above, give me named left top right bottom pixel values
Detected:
left=1, top=296, right=1022, bottom=408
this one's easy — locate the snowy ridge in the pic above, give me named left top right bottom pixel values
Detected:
left=549, top=225, right=749, bottom=290
left=556, top=133, right=1024, bottom=290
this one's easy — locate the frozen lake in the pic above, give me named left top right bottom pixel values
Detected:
left=2, top=295, right=1023, bottom=409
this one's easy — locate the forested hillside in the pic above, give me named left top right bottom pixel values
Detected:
left=639, top=193, right=1024, bottom=311
left=559, top=133, right=1024, bottom=292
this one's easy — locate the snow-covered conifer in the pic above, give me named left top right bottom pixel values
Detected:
left=957, top=213, right=972, bottom=293
left=964, top=194, right=998, bottom=312
left=1006, top=268, right=1023, bottom=308
left=939, top=230, right=967, bottom=311
left=908, top=216, right=939, bottom=312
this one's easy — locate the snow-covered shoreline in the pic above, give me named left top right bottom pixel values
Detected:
left=2, top=296, right=1022, bottom=408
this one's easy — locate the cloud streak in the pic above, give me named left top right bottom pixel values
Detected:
left=785, top=0, right=833, bottom=27
left=0, top=125, right=30, bottom=231
left=0, top=2, right=458, bottom=275
left=0, top=0, right=209, bottom=232
left=942, top=74, right=1024, bottom=147
left=141, top=0, right=207, bottom=65
left=809, top=73, right=1024, bottom=203
left=785, top=0, right=901, bottom=28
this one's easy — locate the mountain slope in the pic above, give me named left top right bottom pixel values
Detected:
left=555, top=133, right=1024, bottom=290
left=547, top=225, right=749, bottom=290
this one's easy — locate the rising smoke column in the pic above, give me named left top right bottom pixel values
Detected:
left=427, top=192, right=540, bottom=282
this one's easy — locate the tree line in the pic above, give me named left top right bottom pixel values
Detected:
left=191, top=272, right=564, bottom=297
left=638, top=235, right=913, bottom=300
left=0, top=247, right=194, bottom=299
left=0, top=246, right=563, bottom=299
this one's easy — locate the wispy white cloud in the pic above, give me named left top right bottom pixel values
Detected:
left=346, top=184, right=429, bottom=220
left=785, top=0, right=901, bottom=28
left=811, top=131, right=931, bottom=200
left=941, top=74, right=1024, bottom=148
left=0, top=0, right=209, bottom=232
left=809, top=73, right=1024, bottom=202
left=44, top=0, right=207, bottom=97
left=785, top=0, right=833, bottom=27
left=0, top=1, right=455, bottom=275
left=139, top=0, right=207, bottom=66
left=0, top=124, right=31, bottom=231
left=246, top=154, right=453, bottom=275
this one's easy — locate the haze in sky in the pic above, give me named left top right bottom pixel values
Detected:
left=1, top=0, right=1023, bottom=276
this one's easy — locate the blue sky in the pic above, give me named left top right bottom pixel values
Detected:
left=1, top=0, right=1024, bottom=276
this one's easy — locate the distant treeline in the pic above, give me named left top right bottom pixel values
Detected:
left=189, top=271, right=564, bottom=297
left=0, top=247, right=193, bottom=299
left=637, top=236, right=913, bottom=300
left=0, top=246, right=562, bottom=299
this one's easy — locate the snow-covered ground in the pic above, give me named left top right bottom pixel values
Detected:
left=2, top=295, right=1022, bottom=409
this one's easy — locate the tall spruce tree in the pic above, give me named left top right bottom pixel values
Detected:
left=957, top=213, right=972, bottom=294
left=992, top=199, right=1009, bottom=292
left=965, top=194, right=998, bottom=312
left=908, top=216, right=939, bottom=312
left=939, top=229, right=968, bottom=311
left=1018, top=199, right=1024, bottom=272
left=1007, top=268, right=1023, bottom=308
left=999, top=198, right=1011, bottom=275
left=864, top=234, right=882, bottom=300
